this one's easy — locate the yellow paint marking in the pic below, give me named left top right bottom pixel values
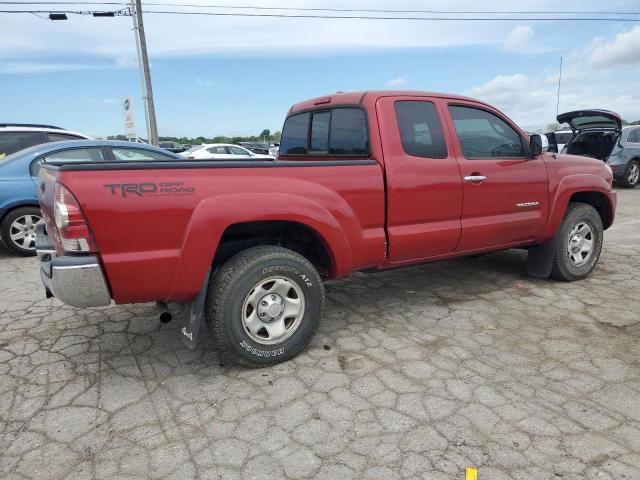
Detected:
left=466, top=467, right=478, bottom=480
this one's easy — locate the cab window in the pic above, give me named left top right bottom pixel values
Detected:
left=448, top=105, right=525, bottom=159
left=280, top=108, right=369, bottom=156
left=395, top=101, right=447, bottom=158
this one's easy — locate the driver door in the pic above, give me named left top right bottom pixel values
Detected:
left=444, top=103, right=549, bottom=252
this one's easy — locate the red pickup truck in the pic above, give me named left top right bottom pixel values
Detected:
left=36, top=91, right=616, bottom=367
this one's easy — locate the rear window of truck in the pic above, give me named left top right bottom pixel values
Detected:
left=280, top=108, right=369, bottom=156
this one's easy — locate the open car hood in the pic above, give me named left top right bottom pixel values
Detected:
left=557, top=109, right=622, bottom=131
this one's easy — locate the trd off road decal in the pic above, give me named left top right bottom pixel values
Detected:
left=103, top=182, right=196, bottom=198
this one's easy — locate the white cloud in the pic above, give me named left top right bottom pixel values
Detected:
left=466, top=67, right=640, bottom=131
left=194, top=77, right=214, bottom=87
left=0, top=61, right=118, bottom=74
left=504, top=25, right=534, bottom=52
left=385, top=77, right=406, bottom=86
left=0, top=0, right=538, bottom=68
left=588, top=25, right=640, bottom=69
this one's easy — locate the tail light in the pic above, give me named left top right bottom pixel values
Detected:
left=54, top=183, right=97, bottom=253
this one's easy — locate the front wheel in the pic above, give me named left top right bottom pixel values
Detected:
left=551, top=203, right=603, bottom=282
left=206, top=246, right=324, bottom=367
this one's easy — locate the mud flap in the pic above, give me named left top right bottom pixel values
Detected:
left=179, top=268, right=211, bottom=350
left=526, top=232, right=559, bottom=279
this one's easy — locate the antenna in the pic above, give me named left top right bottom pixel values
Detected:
left=556, top=56, right=563, bottom=120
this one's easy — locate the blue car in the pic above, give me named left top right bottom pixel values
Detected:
left=0, top=140, right=182, bottom=256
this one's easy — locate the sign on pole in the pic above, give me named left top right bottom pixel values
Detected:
left=123, top=96, right=137, bottom=139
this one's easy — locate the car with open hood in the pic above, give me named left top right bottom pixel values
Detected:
left=558, top=110, right=640, bottom=188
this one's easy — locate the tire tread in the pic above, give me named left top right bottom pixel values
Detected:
left=206, top=245, right=324, bottom=368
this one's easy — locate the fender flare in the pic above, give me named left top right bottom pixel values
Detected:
left=0, top=200, right=41, bottom=222
left=542, top=174, right=614, bottom=240
left=167, top=192, right=354, bottom=301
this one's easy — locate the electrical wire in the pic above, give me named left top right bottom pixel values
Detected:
left=0, top=1, right=638, bottom=16
left=1, top=6, right=639, bottom=21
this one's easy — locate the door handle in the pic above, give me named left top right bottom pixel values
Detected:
left=464, top=175, right=487, bottom=182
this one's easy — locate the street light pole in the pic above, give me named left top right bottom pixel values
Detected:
left=130, top=0, right=158, bottom=145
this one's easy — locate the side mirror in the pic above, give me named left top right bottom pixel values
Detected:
left=530, top=134, right=549, bottom=156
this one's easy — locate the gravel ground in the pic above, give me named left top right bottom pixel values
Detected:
left=0, top=188, right=639, bottom=480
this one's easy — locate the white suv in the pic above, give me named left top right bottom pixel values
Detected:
left=0, top=124, right=91, bottom=159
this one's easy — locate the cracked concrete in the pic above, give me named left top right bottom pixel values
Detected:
left=1, top=188, right=639, bottom=479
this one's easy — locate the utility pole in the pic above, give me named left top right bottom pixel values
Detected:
left=130, top=0, right=158, bottom=145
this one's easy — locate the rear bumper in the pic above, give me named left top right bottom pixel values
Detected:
left=36, top=225, right=111, bottom=308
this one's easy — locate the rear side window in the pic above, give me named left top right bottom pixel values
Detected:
left=31, top=147, right=105, bottom=175
left=228, top=146, right=250, bottom=155
left=280, top=113, right=310, bottom=154
left=207, top=146, right=228, bottom=155
left=111, top=148, right=175, bottom=161
left=47, top=133, right=84, bottom=142
left=627, top=129, right=640, bottom=143
left=395, top=101, right=447, bottom=158
left=280, top=108, right=369, bottom=156
left=449, top=105, right=525, bottom=159
left=330, top=109, right=368, bottom=154
left=0, top=131, right=44, bottom=157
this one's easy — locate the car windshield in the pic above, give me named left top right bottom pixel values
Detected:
left=555, top=132, right=574, bottom=144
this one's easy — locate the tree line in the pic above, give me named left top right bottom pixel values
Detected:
left=108, top=129, right=281, bottom=145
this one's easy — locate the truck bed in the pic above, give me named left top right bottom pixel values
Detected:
left=39, top=159, right=386, bottom=304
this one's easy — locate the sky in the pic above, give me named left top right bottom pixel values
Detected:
left=1, top=0, right=640, bottom=138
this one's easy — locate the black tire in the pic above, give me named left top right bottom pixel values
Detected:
left=206, top=246, right=324, bottom=367
left=0, top=206, right=42, bottom=256
left=551, top=203, right=603, bottom=282
left=618, top=160, right=639, bottom=188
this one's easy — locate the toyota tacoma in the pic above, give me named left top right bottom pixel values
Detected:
left=36, top=91, right=616, bottom=367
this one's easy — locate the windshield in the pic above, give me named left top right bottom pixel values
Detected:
left=555, top=132, right=574, bottom=144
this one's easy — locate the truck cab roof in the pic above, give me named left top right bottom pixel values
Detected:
left=288, top=90, right=492, bottom=115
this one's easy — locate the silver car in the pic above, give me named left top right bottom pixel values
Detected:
left=558, top=110, right=640, bottom=188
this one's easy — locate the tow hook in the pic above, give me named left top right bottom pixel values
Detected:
left=156, top=301, right=173, bottom=323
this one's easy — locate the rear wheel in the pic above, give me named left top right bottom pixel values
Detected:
left=0, top=207, right=44, bottom=256
left=206, top=246, right=324, bottom=367
left=619, top=160, right=639, bottom=188
left=551, top=203, right=603, bottom=282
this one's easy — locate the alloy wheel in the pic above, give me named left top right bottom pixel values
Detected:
left=9, top=214, right=43, bottom=251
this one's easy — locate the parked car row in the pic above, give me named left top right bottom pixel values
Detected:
left=158, top=140, right=279, bottom=157
left=179, top=143, right=274, bottom=160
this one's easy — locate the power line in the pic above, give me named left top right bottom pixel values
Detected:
left=0, top=2, right=638, bottom=16
left=1, top=8, right=639, bottom=21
